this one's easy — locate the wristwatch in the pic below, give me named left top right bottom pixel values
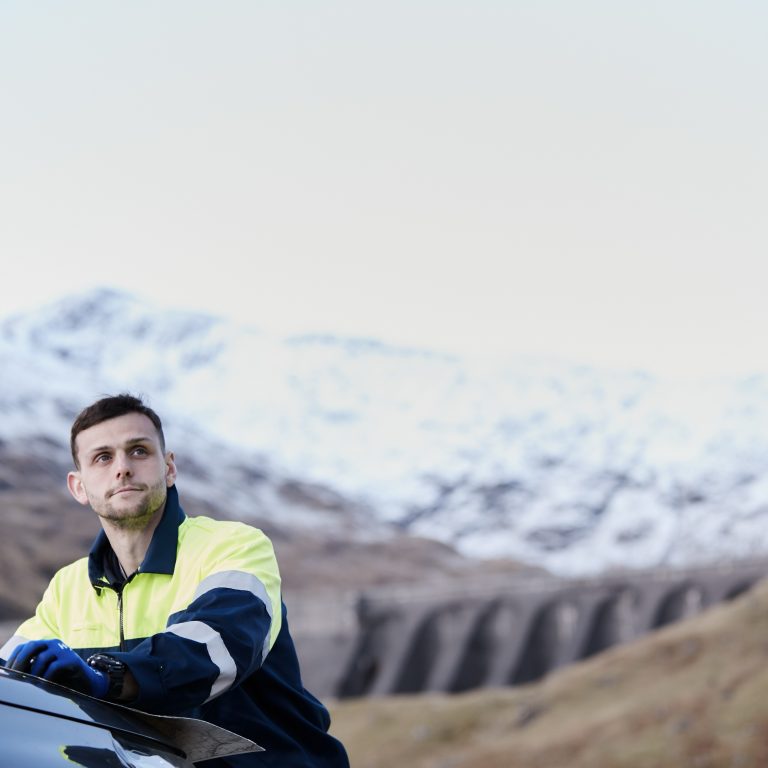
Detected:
left=87, top=653, right=126, bottom=700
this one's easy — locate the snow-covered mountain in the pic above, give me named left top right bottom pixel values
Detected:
left=3, top=288, right=768, bottom=577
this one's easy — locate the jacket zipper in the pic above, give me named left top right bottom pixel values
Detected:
left=117, top=587, right=127, bottom=651
left=99, top=571, right=135, bottom=651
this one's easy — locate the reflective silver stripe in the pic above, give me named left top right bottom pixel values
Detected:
left=193, top=571, right=273, bottom=618
left=193, top=570, right=274, bottom=662
left=0, top=634, right=28, bottom=662
left=166, top=621, right=237, bottom=701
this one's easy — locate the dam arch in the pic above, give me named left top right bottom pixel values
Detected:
left=510, top=599, right=579, bottom=684
left=652, top=584, right=705, bottom=628
left=580, top=588, right=640, bottom=659
left=448, top=598, right=515, bottom=692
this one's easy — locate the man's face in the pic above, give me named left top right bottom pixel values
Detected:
left=67, top=412, right=177, bottom=531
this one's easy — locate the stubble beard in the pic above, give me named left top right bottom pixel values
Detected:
left=93, top=481, right=168, bottom=531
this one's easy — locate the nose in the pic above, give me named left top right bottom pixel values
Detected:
left=114, top=453, right=133, bottom=478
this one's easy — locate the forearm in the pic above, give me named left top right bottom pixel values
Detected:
left=118, top=668, right=139, bottom=702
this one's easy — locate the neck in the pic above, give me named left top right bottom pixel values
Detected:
left=102, top=507, right=164, bottom=575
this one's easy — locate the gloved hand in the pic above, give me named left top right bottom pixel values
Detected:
left=7, top=639, right=108, bottom=698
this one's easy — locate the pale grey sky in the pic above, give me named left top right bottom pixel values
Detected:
left=1, top=1, right=766, bottom=378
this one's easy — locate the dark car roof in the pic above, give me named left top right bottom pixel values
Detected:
left=0, top=666, right=262, bottom=763
left=0, top=666, right=180, bottom=748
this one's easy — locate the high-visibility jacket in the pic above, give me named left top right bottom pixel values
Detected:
left=0, top=485, right=349, bottom=767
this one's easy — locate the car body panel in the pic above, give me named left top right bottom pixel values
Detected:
left=0, top=667, right=262, bottom=765
left=0, top=702, right=191, bottom=767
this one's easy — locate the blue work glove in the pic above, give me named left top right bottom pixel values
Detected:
left=7, top=639, right=109, bottom=698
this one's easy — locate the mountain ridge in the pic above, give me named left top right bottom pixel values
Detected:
left=3, top=288, right=768, bottom=577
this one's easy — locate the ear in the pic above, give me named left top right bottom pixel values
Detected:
left=67, top=471, right=90, bottom=506
left=165, top=451, right=177, bottom=487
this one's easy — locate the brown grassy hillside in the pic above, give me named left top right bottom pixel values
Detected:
left=329, top=577, right=768, bottom=768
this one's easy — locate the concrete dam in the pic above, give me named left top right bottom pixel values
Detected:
left=333, top=559, right=768, bottom=699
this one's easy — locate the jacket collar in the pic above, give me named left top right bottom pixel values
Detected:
left=88, top=484, right=186, bottom=587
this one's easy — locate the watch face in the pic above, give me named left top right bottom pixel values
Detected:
left=87, top=654, right=125, bottom=699
left=88, top=654, right=125, bottom=672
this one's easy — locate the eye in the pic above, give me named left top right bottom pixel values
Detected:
left=132, top=446, right=149, bottom=456
left=94, top=453, right=112, bottom=464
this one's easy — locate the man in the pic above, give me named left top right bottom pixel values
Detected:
left=0, top=394, right=349, bottom=767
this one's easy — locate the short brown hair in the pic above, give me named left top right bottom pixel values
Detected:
left=70, top=394, right=166, bottom=468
